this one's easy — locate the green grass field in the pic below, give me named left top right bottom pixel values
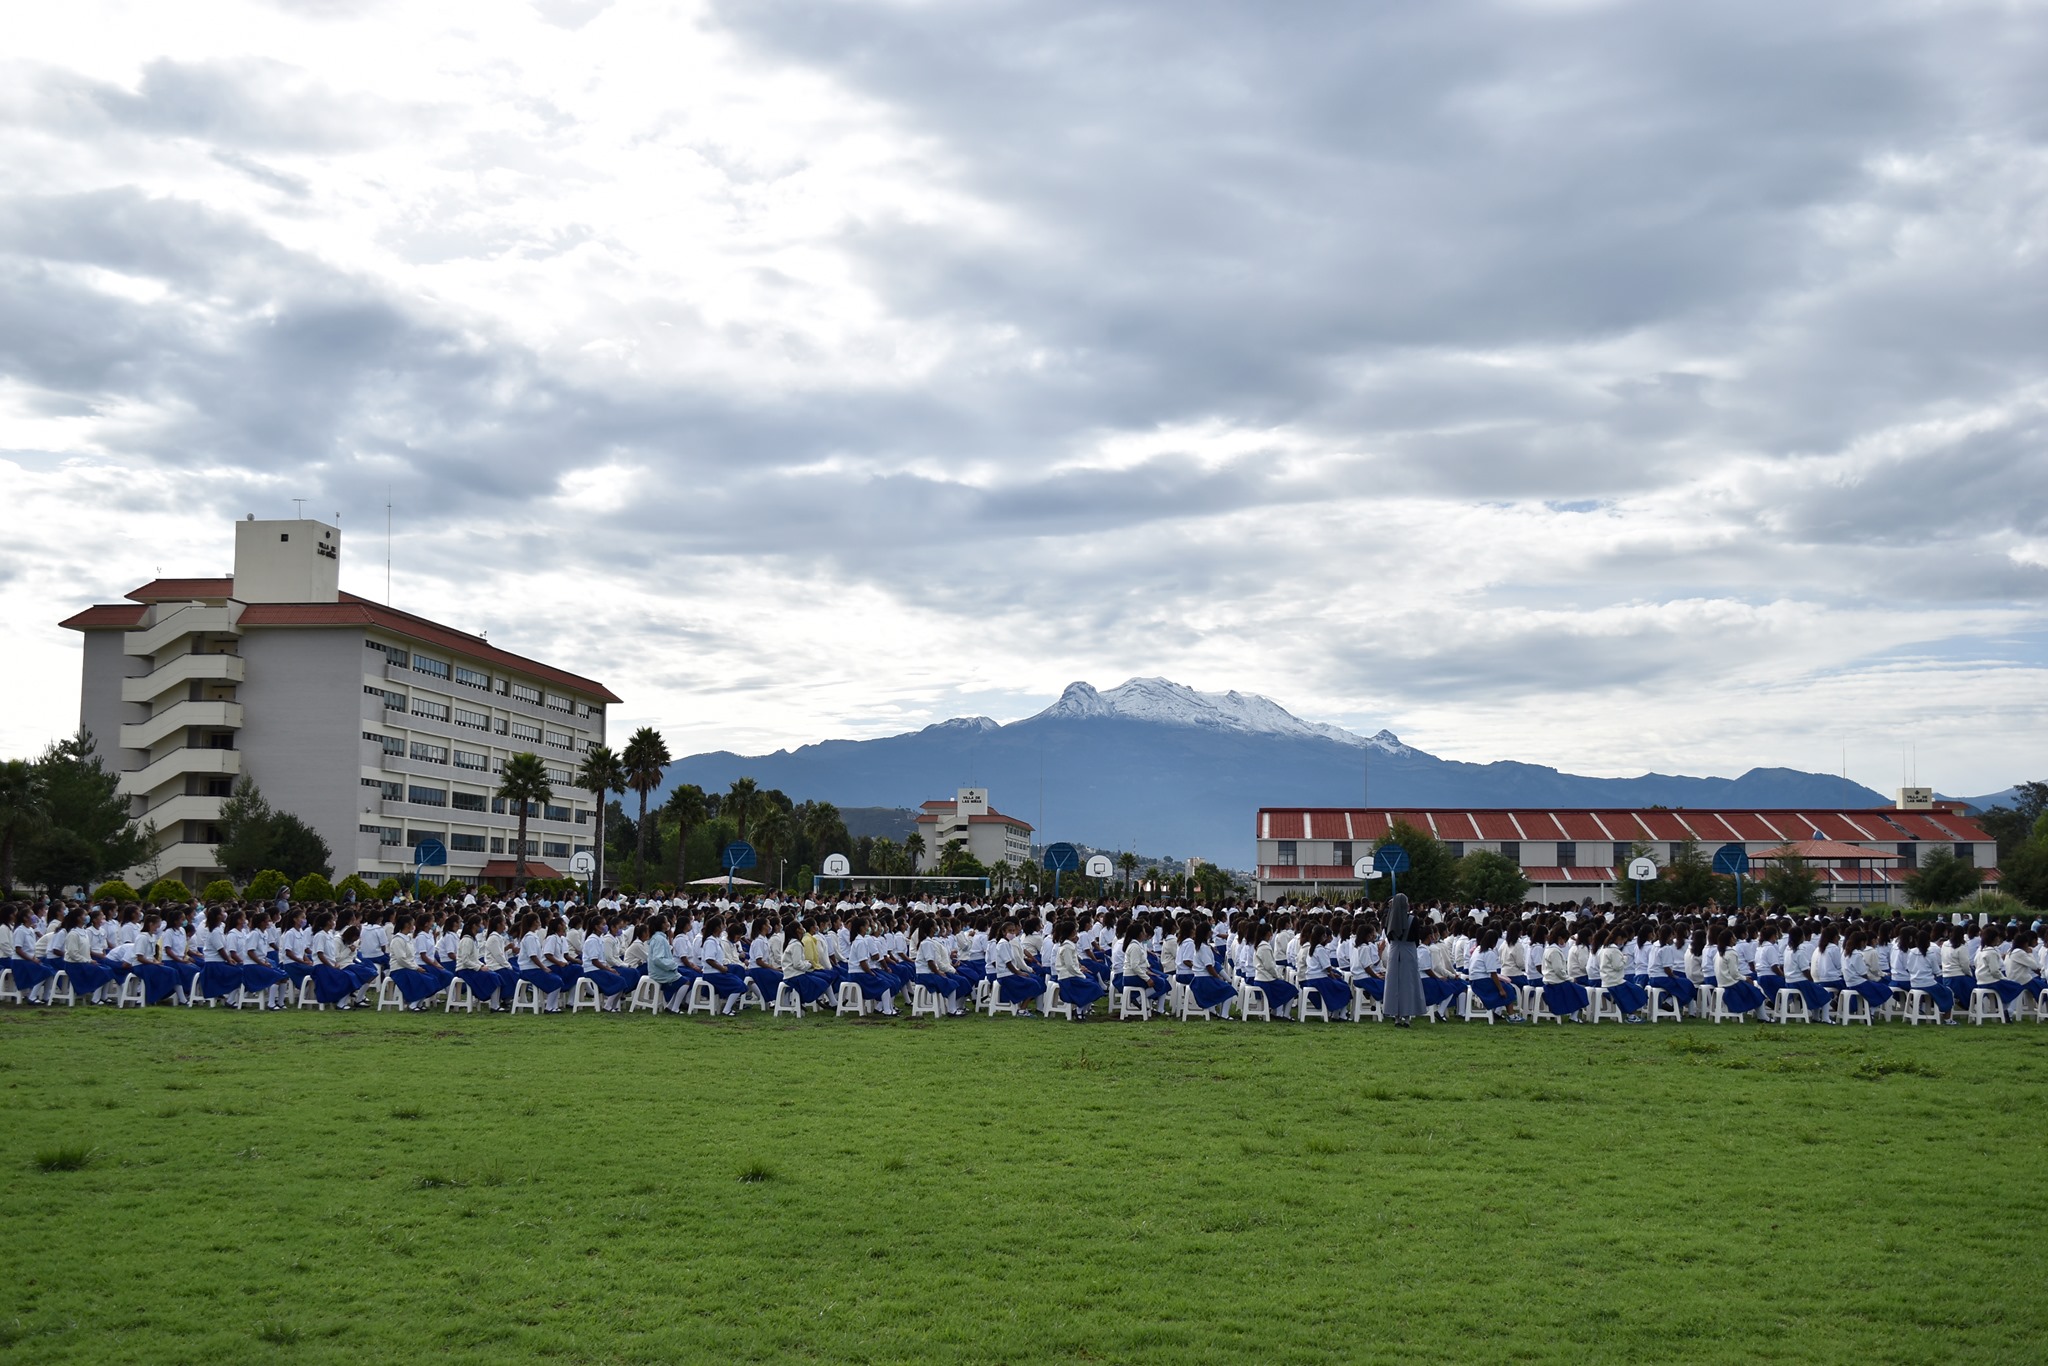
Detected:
left=3, top=1009, right=2044, bottom=1364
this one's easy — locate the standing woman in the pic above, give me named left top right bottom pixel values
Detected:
left=1381, top=894, right=1427, bottom=1028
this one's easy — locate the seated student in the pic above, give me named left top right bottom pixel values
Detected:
left=1538, top=930, right=1589, bottom=1020
left=777, top=925, right=834, bottom=1007
left=1596, top=931, right=1648, bottom=1021
left=160, top=911, right=203, bottom=1001
left=5, top=906, right=56, bottom=1002
left=696, top=915, right=754, bottom=1016
left=1645, top=931, right=1696, bottom=1010
left=307, top=912, right=359, bottom=1009
left=912, top=918, right=969, bottom=1015
left=579, top=918, right=631, bottom=1011
left=385, top=913, right=443, bottom=1009
left=1780, top=930, right=1833, bottom=1022
left=511, top=910, right=560, bottom=1010
left=1904, top=928, right=1956, bottom=1023
left=538, top=916, right=578, bottom=1013
left=1051, top=921, right=1107, bottom=1019
left=1972, top=933, right=2012, bottom=1018
left=1713, top=931, right=1767, bottom=1019
left=480, top=913, right=519, bottom=1006
left=1299, top=926, right=1352, bottom=1020
left=988, top=921, right=1044, bottom=1015
left=1183, top=921, right=1236, bottom=1018
left=642, top=915, right=685, bottom=1010
left=1465, top=928, right=1521, bottom=1020
left=192, top=909, right=244, bottom=1004
left=1939, top=928, right=1976, bottom=1016
left=278, top=911, right=316, bottom=995
left=1838, top=932, right=1891, bottom=1014
left=2001, top=931, right=2043, bottom=1012
left=56, top=909, right=118, bottom=1003
left=453, top=915, right=504, bottom=1010
left=127, top=913, right=182, bottom=1005
left=1247, top=925, right=1298, bottom=1020
left=1810, top=927, right=1848, bottom=1004
left=1419, top=925, right=1465, bottom=1017
left=739, top=920, right=782, bottom=1006
left=228, top=911, right=290, bottom=1009
left=1350, top=922, right=1387, bottom=1003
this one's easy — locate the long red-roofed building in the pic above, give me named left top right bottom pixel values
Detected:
left=59, top=516, right=619, bottom=891
left=1254, top=798, right=1999, bottom=904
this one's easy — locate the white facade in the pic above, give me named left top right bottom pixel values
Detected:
left=62, top=517, right=619, bottom=889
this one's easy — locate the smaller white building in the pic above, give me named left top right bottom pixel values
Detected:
left=913, top=788, right=1034, bottom=870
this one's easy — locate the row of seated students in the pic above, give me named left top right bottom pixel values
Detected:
left=4, top=898, right=2043, bottom=1025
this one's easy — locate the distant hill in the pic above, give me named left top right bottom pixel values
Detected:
left=838, top=806, right=920, bottom=843
left=663, top=678, right=1889, bottom=867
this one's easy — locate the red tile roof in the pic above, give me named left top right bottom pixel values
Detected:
left=62, top=582, right=620, bottom=703
left=479, top=860, right=562, bottom=880
left=915, top=803, right=1033, bottom=831
left=1257, top=807, right=1994, bottom=847
left=125, top=578, right=235, bottom=602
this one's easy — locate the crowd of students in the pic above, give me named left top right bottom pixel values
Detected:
left=2, top=891, right=2042, bottom=1026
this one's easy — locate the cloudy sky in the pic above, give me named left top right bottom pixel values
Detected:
left=5, top=0, right=2044, bottom=797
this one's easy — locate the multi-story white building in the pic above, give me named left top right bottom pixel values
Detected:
left=60, top=516, right=620, bottom=889
left=913, top=788, right=1034, bottom=871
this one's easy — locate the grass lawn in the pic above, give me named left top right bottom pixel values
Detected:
left=2, top=1008, right=2044, bottom=1364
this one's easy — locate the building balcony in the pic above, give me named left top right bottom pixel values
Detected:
left=121, top=699, right=243, bottom=752
left=123, top=602, right=243, bottom=658
left=122, top=652, right=244, bottom=704
left=140, top=792, right=227, bottom=832
left=118, top=746, right=241, bottom=799
left=138, top=842, right=225, bottom=880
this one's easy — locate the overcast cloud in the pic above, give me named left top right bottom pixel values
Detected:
left=3, top=0, right=2044, bottom=796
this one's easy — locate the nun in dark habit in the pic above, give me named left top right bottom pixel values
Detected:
left=1381, top=892, right=1426, bottom=1027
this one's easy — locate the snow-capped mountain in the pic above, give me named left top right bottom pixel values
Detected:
left=1035, top=678, right=1412, bottom=753
left=660, top=677, right=1886, bottom=866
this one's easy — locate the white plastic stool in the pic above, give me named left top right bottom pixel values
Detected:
left=772, top=982, right=806, bottom=1018
left=1968, top=987, right=2007, bottom=1025
left=510, top=980, right=544, bottom=1015
left=909, top=984, right=945, bottom=1019
left=1772, top=988, right=1811, bottom=1024
left=569, top=977, right=603, bottom=1013
left=837, top=981, right=870, bottom=1017
left=625, top=976, right=662, bottom=1015
left=1836, top=989, right=1873, bottom=1026
left=1117, top=985, right=1151, bottom=1020
left=445, top=977, right=477, bottom=1013
left=1645, top=987, right=1684, bottom=1023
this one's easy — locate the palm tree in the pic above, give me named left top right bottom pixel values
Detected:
left=576, top=744, right=626, bottom=896
left=904, top=831, right=926, bottom=873
left=801, top=800, right=846, bottom=867
left=755, top=806, right=794, bottom=889
left=664, top=783, right=707, bottom=887
left=495, top=752, right=554, bottom=890
left=0, top=758, right=49, bottom=894
left=620, top=726, right=672, bottom=887
left=724, top=776, right=760, bottom=841
left=1116, top=850, right=1138, bottom=895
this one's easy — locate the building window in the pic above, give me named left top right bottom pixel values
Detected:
left=493, top=718, right=509, bottom=735
left=359, top=824, right=402, bottom=845
left=545, top=766, right=571, bottom=785
left=1498, top=842, right=1519, bottom=864
left=544, top=692, right=572, bottom=713
left=453, top=665, right=491, bottom=690
left=1445, top=841, right=1465, bottom=859
left=542, top=841, right=571, bottom=858
left=1897, top=841, right=1918, bottom=868
left=407, top=830, right=443, bottom=848
left=509, top=721, right=542, bottom=743
left=411, top=697, right=450, bottom=722
left=450, top=832, right=488, bottom=853
left=453, top=749, right=489, bottom=772
left=453, top=706, right=490, bottom=731
left=510, top=682, right=541, bottom=705
left=407, top=785, right=446, bottom=807
left=361, top=777, right=402, bottom=801
left=413, top=656, right=451, bottom=680
left=364, top=685, right=405, bottom=710
left=1556, top=842, right=1577, bottom=867
left=367, top=640, right=411, bottom=668
left=1330, top=840, right=1352, bottom=866
left=544, top=804, right=572, bottom=823
left=1277, top=840, right=1297, bottom=866
left=1953, top=843, right=1974, bottom=867
left=364, top=731, right=405, bottom=755
left=544, top=729, right=573, bottom=749
left=452, top=792, right=487, bottom=813
left=493, top=798, right=539, bottom=816
left=1613, top=842, right=1632, bottom=865
left=490, top=837, right=505, bottom=854
left=409, top=741, right=449, bottom=765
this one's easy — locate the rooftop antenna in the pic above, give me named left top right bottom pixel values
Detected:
left=385, top=489, right=393, bottom=605
left=292, top=498, right=305, bottom=519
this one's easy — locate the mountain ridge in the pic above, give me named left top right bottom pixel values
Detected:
left=662, top=678, right=1890, bottom=866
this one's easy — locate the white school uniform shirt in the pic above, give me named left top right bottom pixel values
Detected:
left=1596, top=944, right=1628, bottom=988
left=1974, top=946, right=2004, bottom=986
left=1815, top=944, right=1846, bottom=983
left=483, top=933, right=512, bottom=971
left=518, top=930, right=545, bottom=966
left=200, top=925, right=227, bottom=962
left=1906, top=949, right=1937, bottom=990
left=1056, top=942, right=1085, bottom=980
left=1466, top=945, right=1501, bottom=981
left=1756, top=941, right=1784, bottom=975
left=988, top=937, right=1017, bottom=975
left=2003, top=948, right=2040, bottom=984
left=1716, top=947, right=1747, bottom=985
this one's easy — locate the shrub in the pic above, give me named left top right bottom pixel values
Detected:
left=199, top=878, right=239, bottom=903
left=91, top=879, right=139, bottom=903
left=413, top=878, right=441, bottom=899
left=244, top=869, right=289, bottom=901
left=143, top=877, right=190, bottom=904
left=335, top=873, right=375, bottom=902
left=374, top=877, right=404, bottom=900
left=292, top=872, right=336, bottom=903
